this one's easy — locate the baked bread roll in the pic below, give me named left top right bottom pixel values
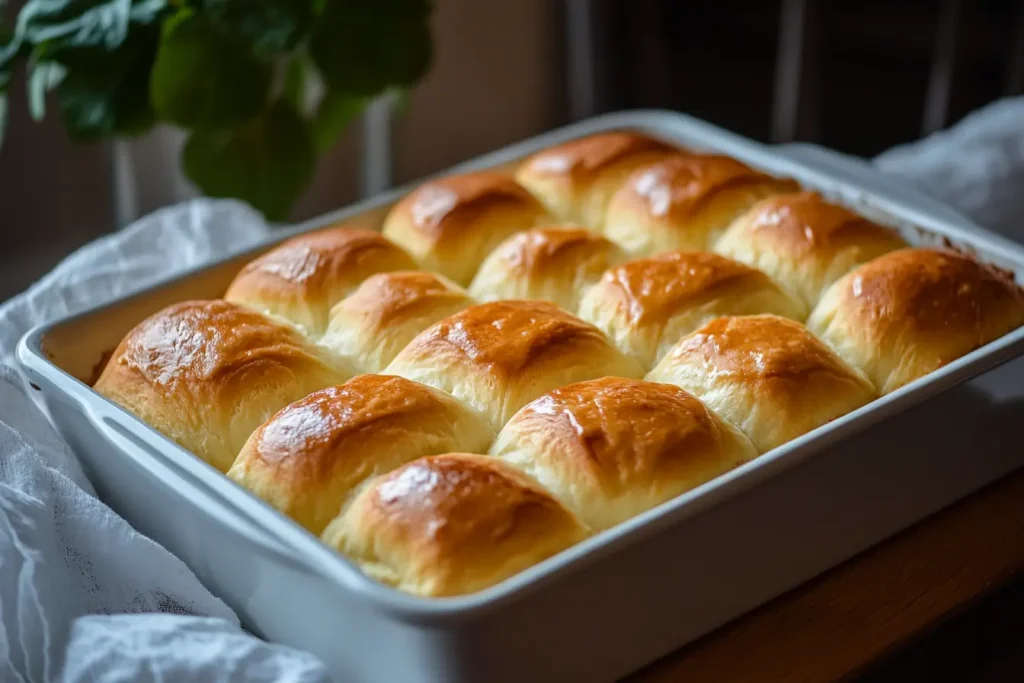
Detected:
left=715, top=191, right=906, bottom=307
left=602, top=154, right=799, bottom=256
left=322, top=453, right=587, bottom=597
left=514, top=131, right=678, bottom=228
left=647, top=314, right=876, bottom=452
left=468, top=226, right=626, bottom=311
left=224, top=226, right=417, bottom=336
left=490, top=377, right=757, bottom=531
left=808, top=247, right=1024, bottom=394
left=577, top=251, right=806, bottom=369
left=227, top=375, right=493, bottom=535
left=93, top=300, right=352, bottom=472
left=381, top=171, right=552, bottom=286
left=385, top=300, right=643, bottom=429
left=320, top=271, right=475, bottom=373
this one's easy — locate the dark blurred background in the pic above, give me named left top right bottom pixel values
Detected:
left=2, top=0, right=1021, bottom=301
left=582, top=0, right=1022, bottom=153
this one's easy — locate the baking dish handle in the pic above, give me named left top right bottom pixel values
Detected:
left=773, top=142, right=982, bottom=234
left=89, top=407, right=326, bottom=576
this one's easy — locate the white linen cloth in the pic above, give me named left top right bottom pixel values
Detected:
left=0, top=97, right=1022, bottom=682
left=0, top=201, right=329, bottom=682
left=874, top=96, right=1024, bottom=244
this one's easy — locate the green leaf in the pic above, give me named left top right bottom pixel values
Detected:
left=282, top=55, right=306, bottom=111
left=0, top=29, right=10, bottom=147
left=0, top=28, right=14, bottom=93
left=312, top=89, right=366, bottom=152
left=203, top=0, right=314, bottom=57
left=150, top=8, right=270, bottom=129
left=56, top=26, right=159, bottom=141
left=0, top=25, right=13, bottom=52
left=0, top=93, right=8, bottom=146
left=27, top=58, right=66, bottom=120
left=2, top=0, right=166, bottom=67
left=310, top=0, right=432, bottom=97
left=182, top=100, right=314, bottom=221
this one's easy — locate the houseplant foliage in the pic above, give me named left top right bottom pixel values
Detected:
left=0, top=0, right=434, bottom=220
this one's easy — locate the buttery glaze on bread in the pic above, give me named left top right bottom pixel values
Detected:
left=715, top=191, right=907, bottom=307
left=93, top=300, right=352, bottom=472
left=469, top=226, right=626, bottom=311
left=381, top=171, right=552, bottom=285
left=514, top=131, right=679, bottom=228
left=490, top=377, right=757, bottom=531
left=385, top=300, right=643, bottom=429
left=228, top=375, right=493, bottom=535
left=94, top=129, right=1024, bottom=601
left=602, top=154, right=799, bottom=256
left=321, top=453, right=588, bottom=597
left=224, top=226, right=417, bottom=336
left=647, top=315, right=876, bottom=452
left=808, top=247, right=1024, bottom=394
left=577, top=251, right=806, bottom=369
left=321, top=271, right=475, bottom=373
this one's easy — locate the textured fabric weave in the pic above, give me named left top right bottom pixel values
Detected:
left=0, top=199, right=329, bottom=682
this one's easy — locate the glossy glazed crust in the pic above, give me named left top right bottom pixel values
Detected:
left=490, top=377, right=757, bottom=531
left=603, top=154, right=799, bottom=256
left=93, top=300, right=352, bottom=472
left=224, top=226, right=417, bottom=336
left=384, top=300, right=644, bottom=429
left=577, top=251, right=807, bottom=369
left=514, top=132, right=679, bottom=228
left=95, top=130, right=1024, bottom=601
left=227, top=375, right=494, bottom=535
left=808, top=247, right=1024, bottom=394
left=715, top=191, right=907, bottom=307
left=321, top=271, right=475, bottom=373
left=468, top=226, right=627, bottom=311
left=647, top=315, right=876, bottom=452
left=381, top=171, right=552, bottom=285
left=321, top=453, right=588, bottom=597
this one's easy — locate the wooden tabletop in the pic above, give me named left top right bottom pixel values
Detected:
left=628, top=465, right=1024, bottom=682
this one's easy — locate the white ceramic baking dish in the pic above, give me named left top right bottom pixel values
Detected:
left=18, top=110, right=1024, bottom=683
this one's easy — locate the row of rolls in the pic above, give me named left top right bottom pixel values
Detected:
left=93, top=131, right=1024, bottom=598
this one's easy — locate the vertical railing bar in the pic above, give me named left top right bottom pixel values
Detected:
left=565, top=0, right=597, bottom=121
left=922, top=0, right=964, bottom=135
left=360, top=93, right=395, bottom=198
left=109, top=139, right=137, bottom=230
left=771, top=0, right=820, bottom=143
left=1006, top=0, right=1024, bottom=95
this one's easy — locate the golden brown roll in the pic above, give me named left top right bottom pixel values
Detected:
left=227, top=375, right=493, bottom=535
left=384, top=300, right=643, bottom=429
left=490, top=377, right=757, bottom=531
left=715, top=191, right=907, bottom=307
left=577, top=251, right=807, bottom=369
left=468, top=226, right=627, bottom=311
left=322, top=453, right=588, bottom=597
left=602, top=154, right=799, bottom=256
left=320, top=271, right=475, bottom=373
left=514, top=131, right=679, bottom=228
left=647, top=315, right=876, bottom=452
left=224, top=226, right=417, bottom=336
left=380, top=171, right=552, bottom=286
left=808, top=247, right=1024, bottom=394
left=93, top=300, right=352, bottom=472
